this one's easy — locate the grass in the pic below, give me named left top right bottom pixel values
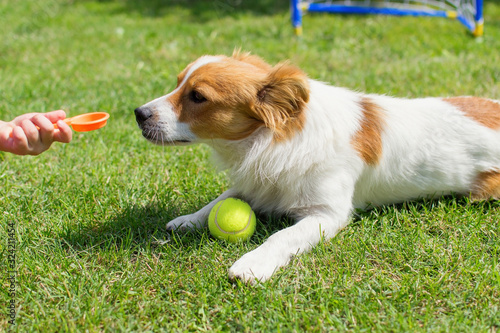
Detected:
left=1, top=0, right=499, bottom=331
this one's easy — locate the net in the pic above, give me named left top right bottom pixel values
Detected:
left=291, top=0, right=484, bottom=36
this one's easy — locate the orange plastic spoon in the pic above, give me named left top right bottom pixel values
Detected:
left=57, top=112, right=110, bottom=132
left=9, top=112, right=110, bottom=137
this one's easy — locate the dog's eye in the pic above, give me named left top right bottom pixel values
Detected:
left=189, top=90, right=207, bottom=104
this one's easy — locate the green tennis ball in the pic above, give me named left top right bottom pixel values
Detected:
left=208, top=198, right=256, bottom=243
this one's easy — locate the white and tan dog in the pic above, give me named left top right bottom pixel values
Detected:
left=135, top=52, right=500, bottom=283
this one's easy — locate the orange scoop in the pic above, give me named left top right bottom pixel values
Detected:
left=58, top=112, right=110, bottom=132
left=9, top=112, right=110, bottom=138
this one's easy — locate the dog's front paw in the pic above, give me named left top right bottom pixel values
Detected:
left=228, top=248, right=290, bottom=284
left=166, top=214, right=205, bottom=231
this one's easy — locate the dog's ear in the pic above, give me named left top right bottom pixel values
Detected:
left=252, top=62, right=310, bottom=141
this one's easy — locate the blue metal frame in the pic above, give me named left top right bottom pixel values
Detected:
left=291, top=0, right=303, bottom=34
left=291, top=0, right=484, bottom=36
left=474, top=0, right=484, bottom=36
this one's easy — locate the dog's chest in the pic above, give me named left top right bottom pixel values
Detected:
left=231, top=166, right=323, bottom=216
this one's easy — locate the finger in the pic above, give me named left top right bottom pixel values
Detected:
left=53, top=120, right=72, bottom=143
left=10, top=113, right=38, bottom=126
left=31, top=114, right=55, bottom=145
left=43, top=110, right=67, bottom=123
left=9, top=126, right=30, bottom=155
left=20, top=119, right=40, bottom=143
left=20, top=119, right=44, bottom=153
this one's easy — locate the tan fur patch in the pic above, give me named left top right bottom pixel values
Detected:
left=166, top=88, right=184, bottom=116
left=173, top=58, right=269, bottom=141
left=471, top=170, right=500, bottom=200
left=232, top=50, right=273, bottom=72
left=171, top=55, right=309, bottom=142
left=175, top=62, right=195, bottom=88
left=251, top=62, right=309, bottom=142
left=351, top=98, right=385, bottom=166
left=444, top=97, right=500, bottom=130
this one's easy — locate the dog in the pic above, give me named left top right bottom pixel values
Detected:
left=134, top=51, right=500, bottom=283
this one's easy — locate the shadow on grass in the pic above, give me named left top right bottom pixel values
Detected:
left=93, top=0, right=289, bottom=21
left=59, top=201, right=205, bottom=252
left=352, top=195, right=500, bottom=228
left=59, top=200, right=294, bottom=253
left=60, top=194, right=497, bottom=253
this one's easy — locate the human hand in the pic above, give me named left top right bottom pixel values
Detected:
left=0, top=110, right=73, bottom=155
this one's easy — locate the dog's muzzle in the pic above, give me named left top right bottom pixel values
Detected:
left=134, top=107, right=153, bottom=125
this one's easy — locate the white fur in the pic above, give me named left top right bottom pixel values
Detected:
left=136, top=57, right=500, bottom=283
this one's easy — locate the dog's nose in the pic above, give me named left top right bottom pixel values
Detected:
left=134, top=107, right=153, bottom=123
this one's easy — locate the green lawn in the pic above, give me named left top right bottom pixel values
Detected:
left=1, top=0, right=499, bottom=331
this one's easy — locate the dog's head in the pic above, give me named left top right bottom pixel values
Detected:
left=134, top=52, right=310, bottom=145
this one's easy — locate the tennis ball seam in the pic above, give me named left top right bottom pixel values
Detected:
left=213, top=200, right=253, bottom=235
